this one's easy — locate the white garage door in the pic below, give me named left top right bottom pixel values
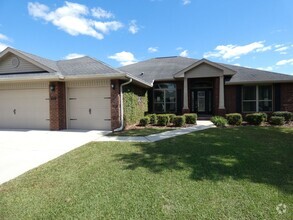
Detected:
left=0, top=83, right=50, bottom=129
left=67, top=80, right=111, bottom=130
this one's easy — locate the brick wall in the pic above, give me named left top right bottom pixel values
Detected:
left=280, top=83, right=293, bottom=112
left=49, top=82, right=66, bottom=130
left=111, top=79, right=121, bottom=130
left=225, top=85, right=237, bottom=113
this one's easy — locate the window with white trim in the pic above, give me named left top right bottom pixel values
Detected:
left=242, top=85, right=272, bottom=112
left=153, top=83, right=176, bottom=113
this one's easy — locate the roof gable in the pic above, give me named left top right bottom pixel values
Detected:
left=174, top=58, right=236, bottom=78
left=0, top=47, right=57, bottom=73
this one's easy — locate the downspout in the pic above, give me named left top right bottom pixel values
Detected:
left=114, top=78, right=133, bottom=132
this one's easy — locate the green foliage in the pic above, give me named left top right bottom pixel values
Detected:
left=123, top=85, right=148, bottom=127
left=147, top=114, right=157, bottom=125
left=259, top=112, right=268, bottom=122
left=245, top=113, right=263, bottom=125
left=211, top=116, right=227, bottom=127
left=173, top=116, right=186, bottom=127
left=157, top=114, right=169, bottom=126
left=184, top=113, right=197, bottom=124
left=270, top=116, right=285, bottom=125
left=166, top=114, right=176, bottom=123
left=272, top=111, right=292, bottom=122
left=139, top=117, right=150, bottom=126
left=225, top=113, right=243, bottom=125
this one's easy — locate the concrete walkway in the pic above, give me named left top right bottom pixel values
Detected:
left=95, top=120, right=215, bottom=142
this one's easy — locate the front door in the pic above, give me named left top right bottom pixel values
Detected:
left=191, top=89, right=212, bottom=114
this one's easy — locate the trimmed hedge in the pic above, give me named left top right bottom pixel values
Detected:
left=167, top=114, right=176, bottom=123
left=272, top=111, right=292, bottom=122
left=173, top=116, right=186, bottom=127
left=211, top=116, right=227, bottom=127
left=225, top=113, right=243, bottom=126
left=245, top=113, right=263, bottom=125
left=148, top=114, right=157, bottom=125
left=139, top=117, right=150, bottom=126
left=157, top=114, right=169, bottom=126
left=270, top=116, right=285, bottom=125
left=259, top=112, right=268, bottom=122
left=184, top=113, right=197, bottom=124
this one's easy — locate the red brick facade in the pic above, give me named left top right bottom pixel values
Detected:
left=49, top=82, right=66, bottom=130
left=225, top=85, right=237, bottom=113
left=110, top=79, right=121, bottom=130
left=281, top=83, right=293, bottom=112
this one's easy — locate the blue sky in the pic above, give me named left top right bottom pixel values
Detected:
left=0, top=0, right=292, bottom=74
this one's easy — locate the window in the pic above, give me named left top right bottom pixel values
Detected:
left=153, top=83, right=176, bottom=113
left=242, top=85, right=272, bottom=112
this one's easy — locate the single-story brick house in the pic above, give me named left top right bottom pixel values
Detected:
left=0, top=47, right=292, bottom=131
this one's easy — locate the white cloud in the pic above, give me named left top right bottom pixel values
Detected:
left=64, top=53, right=85, bottom=59
left=0, top=33, right=10, bottom=41
left=180, top=50, right=189, bottom=57
left=91, top=7, right=114, bottom=19
left=275, top=44, right=284, bottom=48
left=276, top=58, right=293, bottom=66
left=275, top=46, right=288, bottom=52
left=233, top=63, right=241, bottom=66
left=176, top=47, right=183, bottom=51
left=182, top=0, right=191, bottom=5
left=257, top=66, right=274, bottom=71
left=204, top=41, right=269, bottom=60
left=0, top=42, right=9, bottom=52
left=28, top=1, right=123, bottom=40
left=148, top=47, right=158, bottom=53
left=108, top=51, right=137, bottom=66
left=129, top=20, right=139, bottom=34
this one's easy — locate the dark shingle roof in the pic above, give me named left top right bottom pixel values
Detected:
left=57, top=56, right=123, bottom=76
left=119, top=56, right=198, bottom=84
left=119, top=56, right=293, bottom=84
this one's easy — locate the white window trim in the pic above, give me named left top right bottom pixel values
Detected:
left=242, top=85, right=273, bottom=113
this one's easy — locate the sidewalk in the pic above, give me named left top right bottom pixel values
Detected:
left=95, top=120, right=215, bottom=143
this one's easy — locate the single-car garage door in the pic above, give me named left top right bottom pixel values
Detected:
left=67, top=80, right=111, bottom=130
left=0, top=83, right=50, bottom=129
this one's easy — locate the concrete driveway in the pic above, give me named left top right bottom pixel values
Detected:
left=0, top=130, right=109, bottom=185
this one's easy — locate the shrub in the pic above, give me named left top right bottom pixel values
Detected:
left=245, top=113, right=263, bottom=125
left=259, top=112, right=268, bottom=122
left=270, top=116, right=285, bottom=125
left=139, top=117, right=150, bottom=126
left=225, top=113, right=242, bottom=126
left=157, top=114, right=169, bottom=126
left=173, top=116, right=186, bottom=127
left=148, top=114, right=157, bottom=124
left=211, top=116, right=227, bottom=127
left=272, top=111, right=292, bottom=122
left=167, top=114, right=176, bottom=123
left=184, top=113, right=197, bottom=124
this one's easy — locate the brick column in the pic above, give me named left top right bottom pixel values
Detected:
left=49, top=82, right=66, bottom=130
left=111, top=80, right=121, bottom=130
left=182, top=76, right=190, bottom=113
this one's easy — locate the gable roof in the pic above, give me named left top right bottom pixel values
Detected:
left=0, top=47, right=151, bottom=86
left=119, top=56, right=293, bottom=84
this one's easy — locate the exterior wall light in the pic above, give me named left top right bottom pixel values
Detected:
left=50, top=84, right=56, bottom=92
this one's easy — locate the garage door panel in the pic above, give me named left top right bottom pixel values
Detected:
left=0, top=87, right=49, bottom=130
left=68, top=85, right=111, bottom=130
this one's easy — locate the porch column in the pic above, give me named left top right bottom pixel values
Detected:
left=219, top=76, right=225, bottom=109
left=183, top=76, right=189, bottom=112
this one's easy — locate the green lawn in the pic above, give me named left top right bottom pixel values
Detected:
left=109, top=127, right=172, bottom=136
left=1, top=127, right=292, bottom=219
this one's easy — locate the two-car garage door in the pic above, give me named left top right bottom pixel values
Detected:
left=0, top=80, right=112, bottom=130
left=0, top=83, right=50, bottom=130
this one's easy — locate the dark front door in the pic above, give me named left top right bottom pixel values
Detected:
left=191, top=89, right=212, bottom=114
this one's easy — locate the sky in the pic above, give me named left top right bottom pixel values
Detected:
left=0, top=0, right=292, bottom=74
